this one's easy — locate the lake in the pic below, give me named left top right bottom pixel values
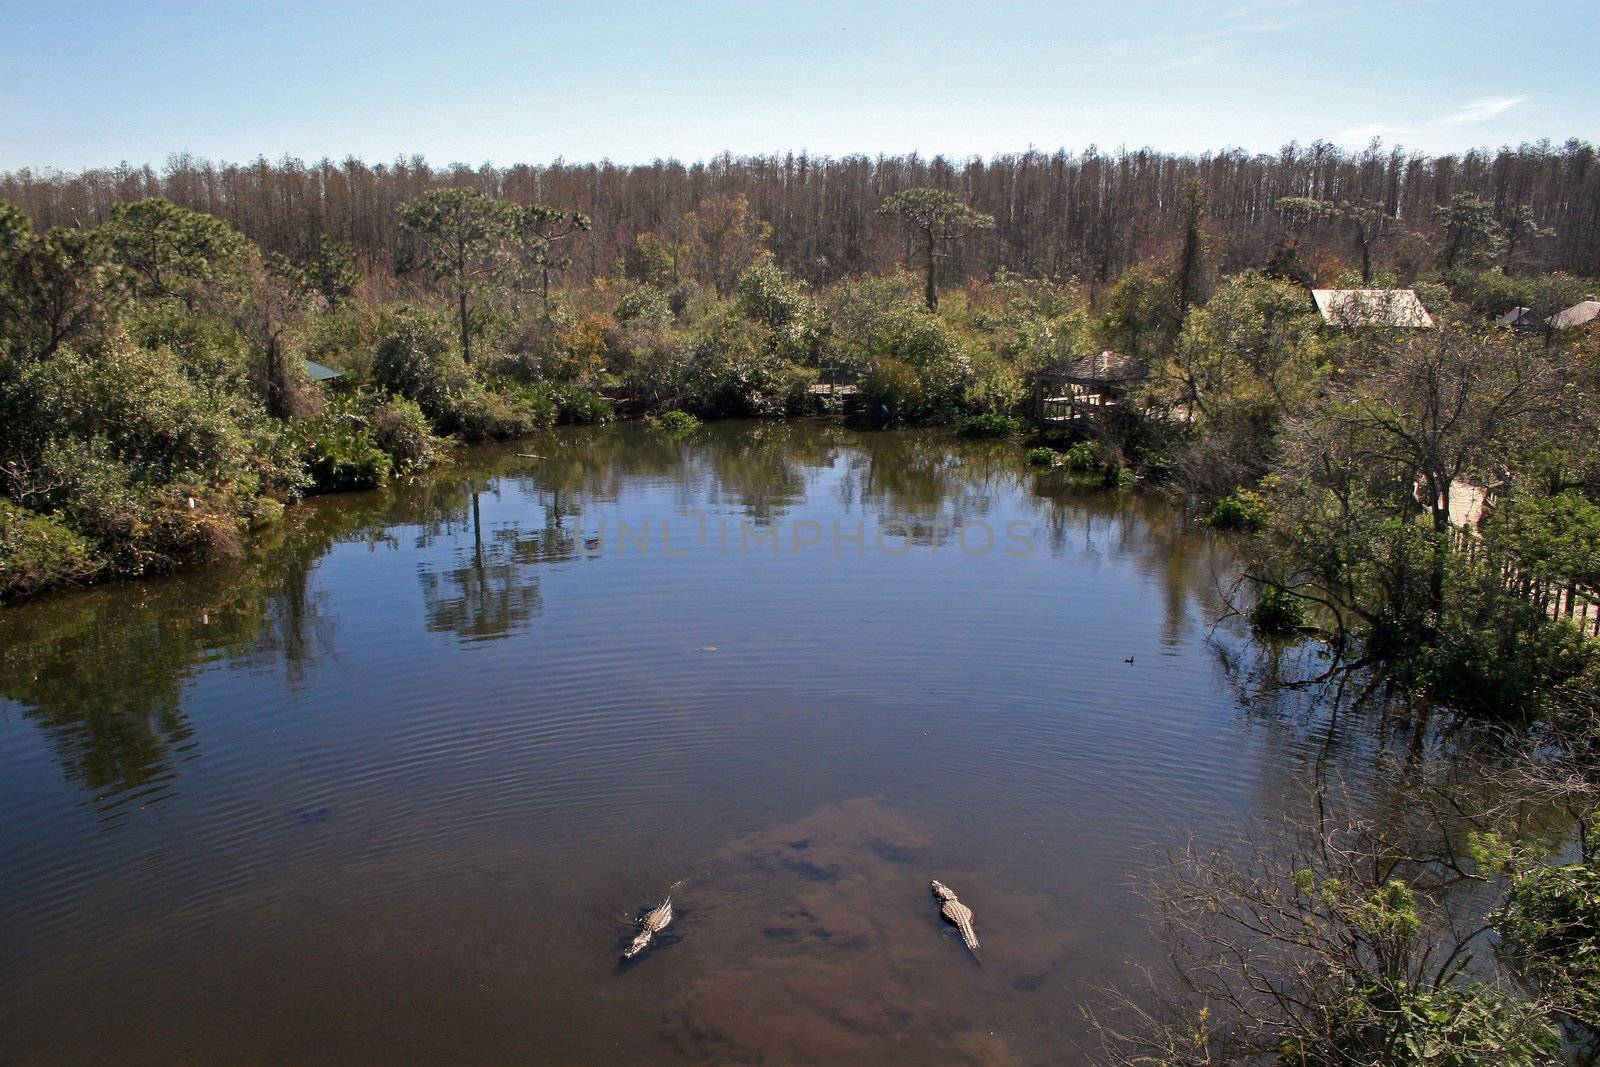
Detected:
left=0, top=420, right=1339, bottom=1065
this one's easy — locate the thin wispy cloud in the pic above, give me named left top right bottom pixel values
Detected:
left=1437, top=95, right=1528, bottom=125
left=1150, top=6, right=1306, bottom=72
left=1338, top=95, right=1530, bottom=145
left=1217, top=0, right=1308, bottom=21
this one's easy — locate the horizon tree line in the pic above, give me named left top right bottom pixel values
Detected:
left=3, top=139, right=1598, bottom=300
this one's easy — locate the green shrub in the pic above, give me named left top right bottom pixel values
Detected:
left=615, top=283, right=674, bottom=325
left=734, top=261, right=822, bottom=362
left=446, top=386, right=550, bottom=443
left=955, top=413, right=1026, bottom=438
left=1304, top=980, right=1560, bottom=1067
left=487, top=382, right=559, bottom=433
left=554, top=386, right=614, bottom=425
left=0, top=499, right=104, bottom=601
left=1062, top=441, right=1099, bottom=472
left=652, top=409, right=701, bottom=435
left=1027, top=447, right=1057, bottom=467
left=837, top=284, right=973, bottom=424
left=1410, top=567, right=1600, bottom=723
left=372, top=308, right=470, bottom=422
left=965, top=349, right=1027, bottom=416
left=608, top=320, right=694, bottom=411
left=685, top=309, right=808, bottom=418
left=367, top=397, right=441, bottom=474
left=1209, top=490, right=1270, bottom=533
left=302, top=411, right=390, bottom=492
left=1496, top=861, right=1600, bottom=1028
left=124, top=302, right=251, bottom=387
left=0, top=338, right=283, bottom=578
left=509, top=382, right=615, bottom=426
left=860, top=356, right=926, bottom=423
left=1250, top=584, right=1306, bottom=637
left=0, top=339, right=258, bottom=493
left=295, top=303, right=379, bottom=382
left=11, top=438, right=246, bottom=576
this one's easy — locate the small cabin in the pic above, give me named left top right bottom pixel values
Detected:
left=1038, top=351, right=1150, bottom=423
left=1311, top=288, right=1434, bottom=328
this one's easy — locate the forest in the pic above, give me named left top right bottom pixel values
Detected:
left=5, top=140, right=1600, bottom=289
left=3, top=140, right=1600, bottom=1064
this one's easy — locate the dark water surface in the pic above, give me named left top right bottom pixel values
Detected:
left=1, top=421, right=1326, bottom=1065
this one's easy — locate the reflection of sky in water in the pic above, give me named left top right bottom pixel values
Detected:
left=0, top=421, right=1352, bottom=1065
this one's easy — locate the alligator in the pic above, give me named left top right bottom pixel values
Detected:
left=930, top=880, right=979, bottom=953
left=623, top=897, right=674, bottom=960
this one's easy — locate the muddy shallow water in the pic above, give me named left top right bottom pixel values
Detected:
left=0, top=420, right=1337, bottom=1064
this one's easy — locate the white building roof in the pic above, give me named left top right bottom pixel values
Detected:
left=1548, top=299, right=1600, bottom=330
left=1311, top=288, right=1434, bottom=328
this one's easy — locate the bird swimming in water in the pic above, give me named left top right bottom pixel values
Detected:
left=1124, top=655, right=1134, bottom=664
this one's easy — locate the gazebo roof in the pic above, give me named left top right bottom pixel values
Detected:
left=1050, top=350, right=1150, bottom=384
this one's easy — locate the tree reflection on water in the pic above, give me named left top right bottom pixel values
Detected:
left=0, top=420, right=1235, bottom=811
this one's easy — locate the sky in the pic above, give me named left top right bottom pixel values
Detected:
left=2, top=0, right=1595, bottom=172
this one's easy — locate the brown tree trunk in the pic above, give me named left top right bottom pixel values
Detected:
left=1429, top=478, right=1450, bottom=629
left=1178, top=220, right=1200, bottom=322
left=458, top=290, right=472, bottom=363
left=924, top=228, right=938, bottom=311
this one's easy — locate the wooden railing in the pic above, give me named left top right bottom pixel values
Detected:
left=1452, top=526, right=1600, bottom=638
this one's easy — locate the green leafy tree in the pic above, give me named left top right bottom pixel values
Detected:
left=1096, top=794, right=1563, bottom=1066
left=686, top=194, right=771, bottom=297
left=239, top=253, right=323, bottom=420
left=0, top=202, right=126, bottom=360
left=1437, top=193, right=1507, bottom=270
left=1237, top=328, right=1594, bottom=716
left=398, top=188, right=519, bottom=363
left=0, top=498, right=103, bottom=601
left=830, top=277, right=974, bottom=422
left=308, top=235, right=359, bottom=307
left=628, top=231, right=690, bottom=289
left=1486, top=490, right=1600, bottom=593
left=103, top=198, right=250, bottom=309
left=1502, top=204, right=1554, bottom=274
left=1276, top=195, right=1397, bottom=284
left=878, top=187, right=995, bottom=311
left=1165, top=271, right=1326, bottom=492
left=514, top=204, right=590, bottom=311
left=734, top=260, right=821, bottom=361
left=1102, top=259, right=1182, bottom=363
left=1498, top=862, right=1600, bottom=1041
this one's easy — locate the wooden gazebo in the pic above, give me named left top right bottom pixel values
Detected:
left=1037, top=351, right=1149, bottom=424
